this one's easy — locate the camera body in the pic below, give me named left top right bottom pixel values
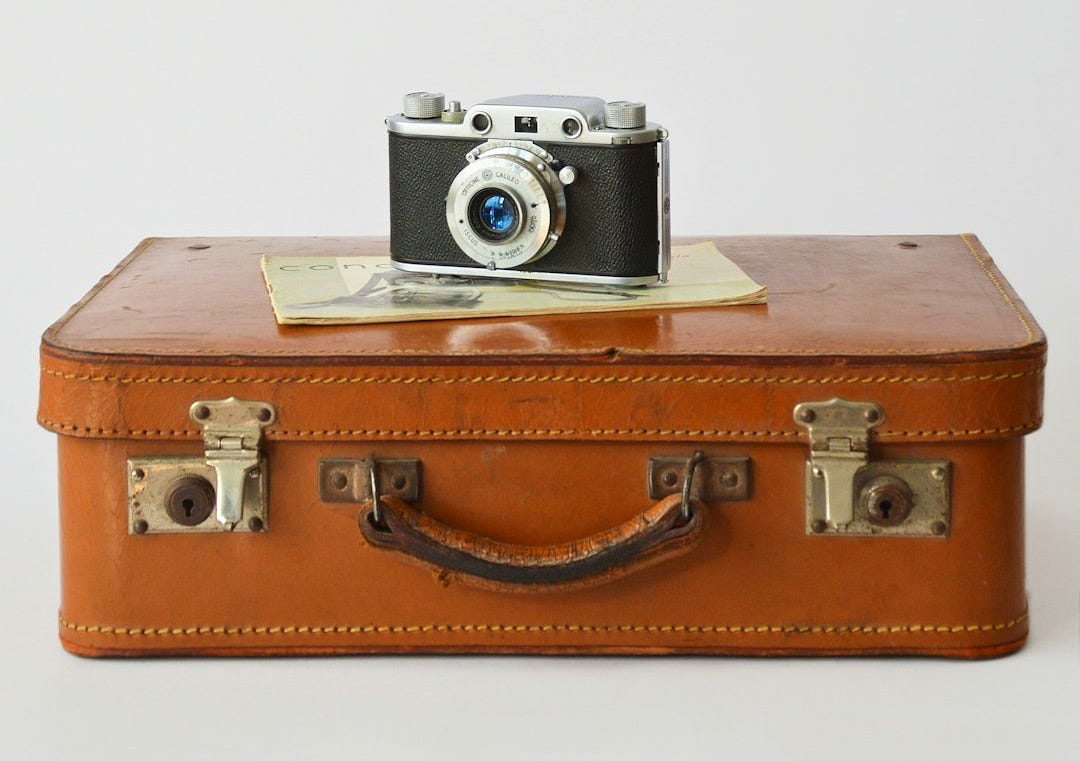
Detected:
left=387, top=94, right=670, bottom=285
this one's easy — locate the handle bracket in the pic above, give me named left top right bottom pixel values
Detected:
left=319, top=453, right=750, bottom=589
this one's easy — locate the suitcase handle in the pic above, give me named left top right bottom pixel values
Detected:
left=358, top=492, right=704, bottom=588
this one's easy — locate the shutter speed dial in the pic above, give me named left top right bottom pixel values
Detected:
left=604, top=101, right=647, bottom=129
left=403, top=92, right=445, bottom=119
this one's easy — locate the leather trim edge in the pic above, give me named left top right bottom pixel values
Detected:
left=959, top=234, right=1037, bottom=345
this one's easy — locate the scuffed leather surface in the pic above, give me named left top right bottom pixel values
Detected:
left=38, top=235, right=1046, bottom=444
left=38, top=234, right=1043, bottom=656
left=54, top=436, right=1028, bottom=657
left=39, top=353, right=1043, bottom=445
left=389, top=134, right=659, bottom=277
left=39, top=234, right=1044, bottom=359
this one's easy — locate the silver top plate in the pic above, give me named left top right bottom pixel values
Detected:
left=387, top=94, right=665, bottom=147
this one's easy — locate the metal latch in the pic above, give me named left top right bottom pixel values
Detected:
left=794, top=398, right=950, bottom=537
left=191, top=398, right=275, bottom=525
left=127, top=397, right=275, bottom=534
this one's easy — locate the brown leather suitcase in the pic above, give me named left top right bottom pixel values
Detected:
left=38, top=234, right=1045, bottom=657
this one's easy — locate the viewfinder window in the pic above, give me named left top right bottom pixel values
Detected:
left=514, top=116, right=538, bottom=133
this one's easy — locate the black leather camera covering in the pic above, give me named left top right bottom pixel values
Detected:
left=388, top=133, right=661, bottom=278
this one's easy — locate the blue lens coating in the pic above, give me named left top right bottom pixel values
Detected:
left=480, top=193, right=516, bottom=233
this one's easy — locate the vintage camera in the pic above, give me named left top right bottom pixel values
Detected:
left=387, top=93, right=670, bottom=285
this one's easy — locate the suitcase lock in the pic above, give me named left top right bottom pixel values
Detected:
left=794, top=398, right=951, bottom=537
left=127, top=397, right=275, bottom=534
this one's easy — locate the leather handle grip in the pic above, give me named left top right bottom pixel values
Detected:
left=359, top=494, right=703, bottom=588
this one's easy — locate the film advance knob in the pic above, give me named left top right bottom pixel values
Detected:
left=604, top=100, right=647, bottom=129
left=403, top=92, right=446, bottom=119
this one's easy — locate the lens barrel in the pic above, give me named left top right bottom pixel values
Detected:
left=445, top=143, right=567, bottom=270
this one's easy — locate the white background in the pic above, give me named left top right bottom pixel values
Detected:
left=2, top=1, right=1077, bottom=759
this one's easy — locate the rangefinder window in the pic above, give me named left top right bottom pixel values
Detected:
left=514, top=116, right=539, bottom=133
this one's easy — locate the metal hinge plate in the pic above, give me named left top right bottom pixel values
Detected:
left=316, top=455, right=747, bottom=518
left=794, top=398, right=950, bottom=537
left=647, top=456, right=751, bottom=502
left=318, top=458, right=423, bottom=505
left=127, top=397, right=275, bottom=534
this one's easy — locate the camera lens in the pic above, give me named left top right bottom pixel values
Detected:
left=468, top=189, right=520, bottom=242
left=480, top=194, right=515, bottom=233
left=446, top=144, right=567, bottom=269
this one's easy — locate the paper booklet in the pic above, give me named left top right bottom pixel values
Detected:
left=261, top=241, right=766, bottom=325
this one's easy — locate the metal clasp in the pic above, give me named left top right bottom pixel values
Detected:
left=793, top=398, right=882, bottom=529
left=794, top=398, right=951, bottom=537
left=191, top=398, right=276, bottom=527
left=127, top=397, right=275, bottom=535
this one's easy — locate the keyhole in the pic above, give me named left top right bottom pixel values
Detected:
left=164, top=476, right=215, bottom=526
left=861, top=476, right=913, bottom=527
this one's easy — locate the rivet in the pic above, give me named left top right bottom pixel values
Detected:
left=812, top=466, right=824, bottom=479
left=391, top=474, right=407, bottom=491
left=331, top=472, right=348, bottom=490
left=192, top=404, right=211, bottom=421
left=132, top=468, right=145, bottom=482
left=811, top=519, right=828, bottom=534
left=248, top=516, right=264, bottom=532
left=248, top=468, right=261, bottom=479
left=720, top=471, right=739, bottom=488
left=898, top=241, right=918, bottom=249
left=257, top=407, right=272, bottom=423
left=931, top=467, right=946, bottom=481
left=797, top=408, right=816, bottom=424
left=931, top=521, right=947, bottom=536
left=661, top=470, right=679, bottom=488
left=133, top=519, right=149, bottom=535
left=864, top=408, right=882, bottom=423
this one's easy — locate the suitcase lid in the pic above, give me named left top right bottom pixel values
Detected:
left=39, top=235, right=1045, bottom=444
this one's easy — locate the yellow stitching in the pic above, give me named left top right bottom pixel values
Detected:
left=40, top=421, right=198, bottom=437
left=41, top=367, right=1043, bottom=387
left=35, top=418, right=1042, bottom=439
left=875, top=423, right=1039, bottom=438
left=58, top=612, right=1027, bottom=638
left=960, top=234, right=1036, bottom=345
